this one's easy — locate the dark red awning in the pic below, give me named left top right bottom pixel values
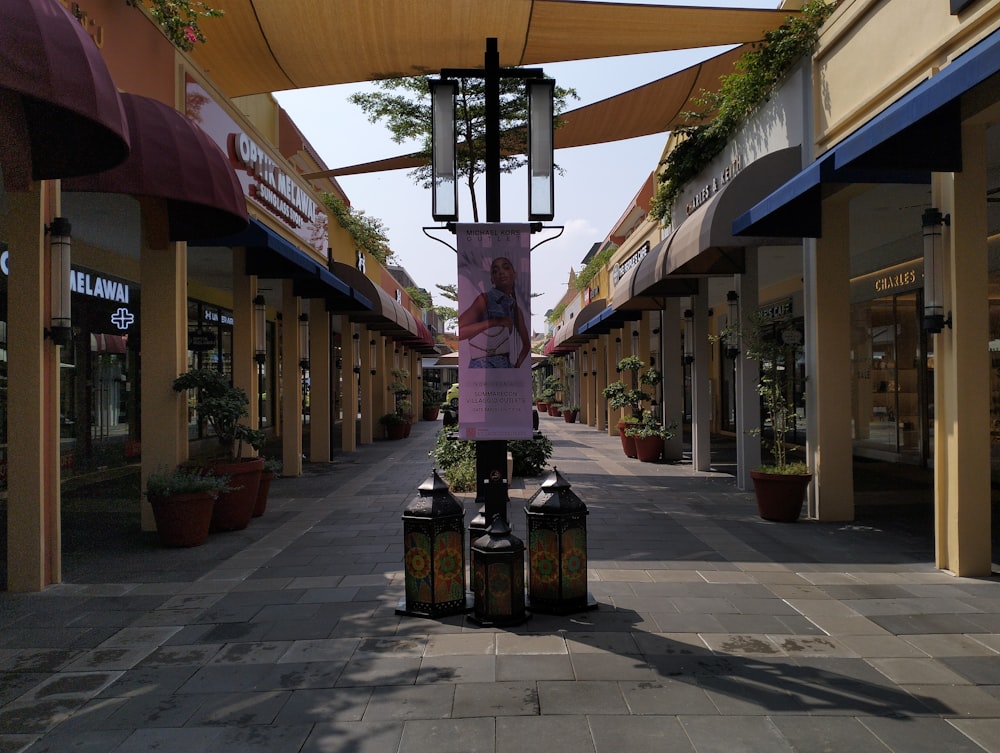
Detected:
left=64, top=93, right=248, bottom=241
left=0, top=0, right=130, bottom=188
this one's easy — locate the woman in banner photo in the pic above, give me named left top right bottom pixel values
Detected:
left=459, top=256, right=531, bottom=368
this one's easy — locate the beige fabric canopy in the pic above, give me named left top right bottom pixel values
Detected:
left=302, top=44, right=748, bottom=180
left=192, top=1, right=793, bottom=97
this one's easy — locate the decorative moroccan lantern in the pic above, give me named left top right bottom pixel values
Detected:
left=525, top=467, right=591, bottom=614
left=399, top=469, right=467, bottom=618
left=470, top=517, right=526, bottom=626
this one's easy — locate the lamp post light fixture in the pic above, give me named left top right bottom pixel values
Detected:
left=725, top=290, right=740, bottom=359
left=922, top=207, right=952, bottom=333
left=430, top=78, right=459, bottom=222
left=615, top=336, right=622, bottom=367
left=253, top=294, right=267, bottom=427
left=369, top=338, right=377, bottom=376
left=632, top=329, right=639, bottom=357
left=352, top=331, right=361, bottom=374
left=298, top=313, right=310, bottom=417
left=591, top=346, right=597, bottom=375
left=45, top=217, right=73, bottom=347
left=683, top=309, right=695, bottom=365
left=527, top=77, right=555, bottom=221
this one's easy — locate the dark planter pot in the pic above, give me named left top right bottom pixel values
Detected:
left=749, top=469, right=812, bottom=522
left=149, top=491, right=215, bottom=547
left=252, top=470, right=275, bottom=518
left=210, top=457, right=263, bottom=532
left=563, top=409, right=578, bottom=423
left=384, top=422, right=406, bottom=440
left=617, top=422, right=637, bottom=458
left=548, top=405, right=561, bottom=417
left=423, top=406, right=440, bottom=421
left=633, top=435, right=664, bottom=463
left=536, top=401, right=549, bottom=413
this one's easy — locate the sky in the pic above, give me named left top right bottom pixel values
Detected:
left=274, top=0, right=782, bottom=335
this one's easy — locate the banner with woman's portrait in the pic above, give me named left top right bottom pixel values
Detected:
left=456, top=223, right=533, bottom=439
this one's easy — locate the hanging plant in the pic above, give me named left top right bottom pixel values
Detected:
left=649, top=0, right=838, bottom=225
left=126, top=0, right=223, bottom=52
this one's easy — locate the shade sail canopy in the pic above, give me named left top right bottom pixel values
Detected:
left=0, top=0, right=129, bottom=187
left=305, top=44, right=749, bottom=180
left=64, top=94, right=248, bottom=241
left=192, top=1, right=796, bottom=97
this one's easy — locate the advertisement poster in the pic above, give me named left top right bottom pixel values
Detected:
left=456, top=223, right=533, bottom=440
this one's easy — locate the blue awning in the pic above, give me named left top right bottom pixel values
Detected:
left=196, top=219, right=354, bottom=304
left=733, top=27, right=1000, bottom=239
left=578, top=305, right=640, bottom=336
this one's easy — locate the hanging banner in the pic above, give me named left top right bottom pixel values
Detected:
left=456, top=223, right=533, bottom=440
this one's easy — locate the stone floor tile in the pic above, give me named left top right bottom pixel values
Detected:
left=569, top=652, right=657, bottom=681
left=495, top=715, right=596, bottom=753
left=398, top=717, right=496, bottom=753
left=109, top=725, right=226, bottom=753
left=859, top=715, right=991, bottom=753
left=203, top=723, right=313, bottom=753
left=564, top=632, right=640, bottom=654
left=496, top=634, right=567, bottom=655
left=537, top=680, right=629, bottom=715
left=619, top=678, right=718, bottom=715
left=300, top=720, right=403, bottom=753
left=424, top=633, right=495, bottom=657
left=903, top=633, right=1000, bottom=657
left=496, top=654, right=574, bottom=682
left=950, top=718, right=1000, bottom=753
left=417, top=654, right=495, bottom=684
left=769, top=715, right=893, bottom=752
left=19, top=729, right=132, bottom=753
left=835, top=634, right=928, bottom=658
left=273, top=687, right=373, bottom=724
left=868, top=657, right=972, bottom=685
left=589, top=715, right=697, bottom=753
left=452, top=681, right=539, bottom=717
left=362, top=683, right=455, bottom=720
left=683, top=716, right=797, bottom=753
left=334, top=657, right=421, bottom=687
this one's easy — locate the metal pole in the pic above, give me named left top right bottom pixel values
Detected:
left=484, top=37, right=500, bottom=223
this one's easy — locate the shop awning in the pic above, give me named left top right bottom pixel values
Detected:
left=199, top=219, right=355, bottom=308
left=330, top=261, right=438, bottom=352
left=611, top=246, right=698, bottom=311
left=578, top=305, right=641, bottom=337
left=734, top=27, right=1000, bottom=239
left=0, top=0, right=130, bottom=187
left=64, top=94, right=248, bottom=241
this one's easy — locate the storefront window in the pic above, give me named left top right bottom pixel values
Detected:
left=851, top=292, right=926, bottom=461
left=186, top=300, right=235, bottom=441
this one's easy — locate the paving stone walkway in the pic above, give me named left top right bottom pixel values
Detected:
left=2, top=416, right=1000, bottom=752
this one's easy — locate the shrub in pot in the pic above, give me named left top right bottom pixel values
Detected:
left=146, top=467, right=229, bottom=547
left=624, top=410, right=673, bottom=463
left=379, top=411, right=408, bottom=440
left=172, top=368, right=265, bottom=531
left=603, top=357, right=660, bottom=457
left=253, top=456, right=282, bottom=517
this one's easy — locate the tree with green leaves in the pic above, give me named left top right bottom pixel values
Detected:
left=350, top=76, right=577, bottom=221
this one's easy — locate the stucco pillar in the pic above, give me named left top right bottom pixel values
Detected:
left=6, top=182, right=60, bottom=591
left=935, top=123, right=991, bottom=576
left=595, top=336, right=607, bottom=433
left=359, top=324, right=373, bottom=445
left=661, top=301, right=684, bottom=461
left=231, top=251, right=256, bottom=441
left=692, top=292, right=711, bottom=472
left=139, top=207, right=188, bottom=533
left=309, top=299, right=331, bottom=462
left=805, top=197, right=854, bottom=520
left=281, top=280, right=303, bottom=475
left=341, top=318, right=358, bottom=452
left=735, top=249, right=761, bottom=491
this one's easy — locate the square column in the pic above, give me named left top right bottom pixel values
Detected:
left=691, top=292, right=711, bottom=472
left=281, top=280, right=303, bottom=475
left=341, top=317, right=358, bottom=452
left=661, top=301, right=684, bottom=461
left=309, top=299, right=331, bottom=462
left=935, top=122, right=991, bottom=576
left=6, top=183, right=60, bottom=591
left=735, top=249, right=761, bottom=491
left=358, top=324, right=374, bottom=445
left=595, top=336, right=607, bottom=432
left=231, top=252, right=256, bottom=438
left=140, top=205, right=189, bottom=532
left=804, top=197, right=854, bottom=520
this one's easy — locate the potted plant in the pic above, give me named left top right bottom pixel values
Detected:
left=145, top=467, right=229, bottom=547
left=172, top=368, right=265, bottom=531
left=603, top=356, right=660, bottom=457
left=624, top=410, right=673, bottom=463
left=378, top=411, right=408, bottom=440
left=562, top=405, right=579, bottom=423
left=253, top=456, right=282, bottom=518
left=727, top=312, right=811, bottom=522
left=540, top=375, right=563, bottom=416
left=423, top=385, right=443, bottom=421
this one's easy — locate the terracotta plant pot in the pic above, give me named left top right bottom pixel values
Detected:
left=423, top=405, right=440, bottom=421
left=633, top=435, right=664, bottom=463
left=536, top=401, right=549, bottom=413
left=384, top=422, right=406, bottom=440
left=252, top=470, right=275, bottom=518
left=617, top=421, right=637, bottom=458
left=563, top=409, right=578, bottom=423
left=548, top=405, right=561, bottom=417
left=149, top=491, right=215, bottom=547
left=749, top=469, right=812, bottom=522
left=209, top=457, right=264, bottom=532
